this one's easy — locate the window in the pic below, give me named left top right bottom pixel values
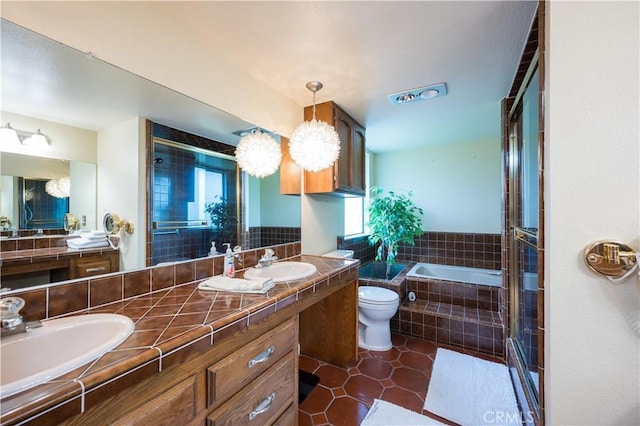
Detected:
left=344, top=196, right=364, bottom=235
left=188, top=167, right=224, bottom=223
left=344, top=152, right=370, bottom=236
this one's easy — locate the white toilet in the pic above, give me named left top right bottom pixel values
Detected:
left=358, top=286, right=400, bottom=351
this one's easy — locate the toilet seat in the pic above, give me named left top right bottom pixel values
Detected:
left=358, top=287, right=399, bottom=304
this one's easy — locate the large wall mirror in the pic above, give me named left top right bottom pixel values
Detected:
left=0, top=19, right=301, bottom=282
left=0, top=152, right=96, bottom=231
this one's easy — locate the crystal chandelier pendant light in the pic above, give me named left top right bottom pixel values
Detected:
left=235, top=129, right=282, bottom=178
left=289, top=81, right=341, bottom=172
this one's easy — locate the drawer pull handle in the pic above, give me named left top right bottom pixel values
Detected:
left=248, top=392, right=275, bottom=421
left=86, top=267, right=106, bottom=273
left=248, top=345, right=275, bottom=368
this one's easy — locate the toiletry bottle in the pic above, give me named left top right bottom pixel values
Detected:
left=209, top=242, right=217, bottom=256
left=223, top=243, right=235, bottom=277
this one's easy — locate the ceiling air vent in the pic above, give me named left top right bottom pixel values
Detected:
left=388, top=83, right=447, bottom=106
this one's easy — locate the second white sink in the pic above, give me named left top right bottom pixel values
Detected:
left=0, top=313, right=134, bottom=398
left=244, top=261, right=317, bottom=283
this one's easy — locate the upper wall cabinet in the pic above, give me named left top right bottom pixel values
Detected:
left=302, top=101, right=366, bottom=197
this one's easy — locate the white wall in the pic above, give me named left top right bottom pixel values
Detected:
left=259, top=170, right=301, bottom=227
left=546, top=2, right=639, bottom=425
left=97, top=117, right=146, bottom=271
left=69, top=161, right=96, bottom=230
left=301, top=194, right=344, bottom=256
left=373, top=139, right=501, bottom=233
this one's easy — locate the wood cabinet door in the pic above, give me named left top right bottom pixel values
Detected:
left=351, top=124, right=366, bottom=194
left=334, top=107, right=353, bottom=192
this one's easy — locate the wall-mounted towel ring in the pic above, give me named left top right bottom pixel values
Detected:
left=585, top=240, right=638, bottom=283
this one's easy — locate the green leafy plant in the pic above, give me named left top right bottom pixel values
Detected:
left=204, top=196, right=237, bottom=245
left=367, top=187, right=424, bottom=278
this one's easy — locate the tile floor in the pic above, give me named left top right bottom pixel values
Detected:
left=298, top=333, right=503, bottom=426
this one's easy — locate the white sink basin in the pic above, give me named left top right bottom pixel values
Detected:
left=0, top=313, right=134, bottom=398
left=244, top=261, right=317, bottom=283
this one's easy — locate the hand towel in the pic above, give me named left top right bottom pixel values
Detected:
left=198, top=275, right=274, bottom=294
left=67, top=236, right=109, bottom=249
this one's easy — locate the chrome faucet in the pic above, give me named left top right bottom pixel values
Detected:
left=255, top=249, right=279, bottom=268
left=1, top=296, right=41, bottom=337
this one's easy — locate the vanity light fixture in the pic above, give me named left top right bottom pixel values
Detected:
left=289, top=81, right=341, bottom=172
left=235, top=129, right=282, bottom=178
left=0, top=123, right=21, bottom=146
left=22, top=129, right=49, bottom=149
left=0, top=123, right=50, bottom=149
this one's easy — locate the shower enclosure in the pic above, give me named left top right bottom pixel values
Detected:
left=151, top=137, right=239, bottom=265
left=505, top=41, right=542, bottom=422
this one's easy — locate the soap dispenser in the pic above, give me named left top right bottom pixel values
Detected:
left=223, top=243, right=235, bottom=277
left=209, top=242, right=217, bottom=256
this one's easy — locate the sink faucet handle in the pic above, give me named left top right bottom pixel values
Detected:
left=0, top=297, right=25, bottom=319
left=264, top=249, right=275, bottom=257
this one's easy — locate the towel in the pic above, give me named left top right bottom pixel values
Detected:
left=198, top=275, right=274, bottom=294
left=67, top=235, right=109, bottom=249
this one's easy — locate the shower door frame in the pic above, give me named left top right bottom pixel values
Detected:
left=504, top=38, right=544, bottom=426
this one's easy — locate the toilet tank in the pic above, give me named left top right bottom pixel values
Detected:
left=321, top=249, right=355, bottom=259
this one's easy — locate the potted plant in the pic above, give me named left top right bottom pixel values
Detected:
left=367, top=187, right=424, bottom=279
left=204, top=196, right=237, bottom=248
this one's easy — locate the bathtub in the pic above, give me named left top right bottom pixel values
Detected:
left=406, top=263, right=502, bottom=287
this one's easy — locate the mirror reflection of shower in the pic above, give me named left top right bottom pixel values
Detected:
left=19, top=178, right=69, bottom=229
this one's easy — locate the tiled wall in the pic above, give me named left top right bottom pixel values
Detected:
left=248, top=227, right=301, bottom=250
left=338, top=231, right=501, bottom=270
left=0, top=235, right=69, bottom=252
left=337, top=235, right=376, bottom=263
left=396, top=231, right=501, bottom=270
left=4, top=241, right=301, bottom=323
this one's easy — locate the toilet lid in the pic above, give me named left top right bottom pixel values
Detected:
left=359, top=286, right=399, bottom=303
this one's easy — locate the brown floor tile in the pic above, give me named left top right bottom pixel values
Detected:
left=343, top=375, right=384, bottom=403
left=299, top=333, right=487, bottom=426
left=315, top=364, right=349, bottom=389
left=357, top=357, right=393, bottom=380
left=380, top=386, right=425, bottom=413
left=391, top=367, right=429, bottom=393
left=325, top=396, right=369, bottom=426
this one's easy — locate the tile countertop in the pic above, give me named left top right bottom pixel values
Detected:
left=0, top=245, right=118, bottom=263
left=0, top=255, right=359, bottom=425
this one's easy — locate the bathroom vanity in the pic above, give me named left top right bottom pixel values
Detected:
left=0, top=253, right=359, bottom=425
left=0, top=236, right=119, bottom=288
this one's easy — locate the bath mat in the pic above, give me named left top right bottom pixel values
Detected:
left=424, top=348, right=520, bottom=426
left=361, top=399, right=446, bottom=425
left=298, top=370, right=320, bottom=403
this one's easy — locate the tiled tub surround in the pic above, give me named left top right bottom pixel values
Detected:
left=401, top=277, right=504, bottom=357
left=337, top=232, right=501, bottom=272
left=0, top=246, right=358, bottom=425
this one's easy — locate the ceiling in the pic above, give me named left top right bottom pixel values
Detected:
left=1, top=1, right=537, bottom=153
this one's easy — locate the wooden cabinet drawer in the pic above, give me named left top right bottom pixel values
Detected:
left=112, top=375, right=197, bottom=426
left=70, top=252, right=119, bottom=278
left=207, top=354, right=295, bottom=426
left=207, top=318, right=295, bottom=407
left=273, top=404, right=296, bottom=425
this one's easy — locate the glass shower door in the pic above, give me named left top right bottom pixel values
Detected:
left=509, top=66, right=540, bottom=403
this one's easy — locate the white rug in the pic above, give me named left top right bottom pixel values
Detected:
left=361, top=399, right=446, bottom=426
left=424, top=348, right=520, bottom=426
